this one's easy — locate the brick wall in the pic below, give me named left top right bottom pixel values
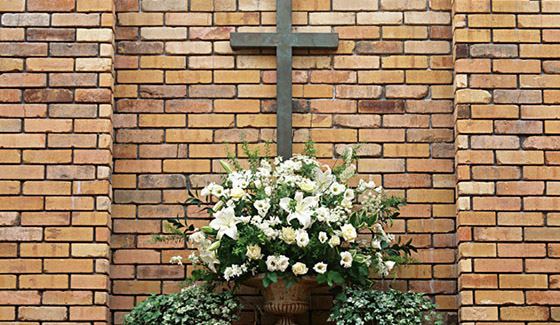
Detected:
left=111, top=0, right=457, bottom=323
left=2, top=0, right=560, bottom=324
left=0, top=0, right=114, bottom=323
left=454, top=0, right=560, bottom=323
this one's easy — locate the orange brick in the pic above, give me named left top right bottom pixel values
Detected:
left=18, top=306, right=67, bottom=321
left=44, top=259, right=94, bottom=273
left=501, top=306, right=549, bottom=321
left=45, top=227, right=93, bottom=242
left=69, top=306, right=108, bottom=321
left=20, top=275, right=68, bottom=289
left=475, top=290, right=524, bottom=305
left=71, top=274, right=109, bottom=289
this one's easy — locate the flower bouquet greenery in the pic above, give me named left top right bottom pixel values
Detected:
left=168, top=143, right=415, bottom=290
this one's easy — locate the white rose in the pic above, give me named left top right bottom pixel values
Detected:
left=292, top=262, right=308, bottom=276
left=266, top=256, right=277, bottom=272
left=340, top=251, right=353, bottom=268
left=329, top=235, right=341, bottom=248
left=281, top=227, right=296, bottom=244
left=313, top=262, right=327, bottom=274
left=230, top=187, right=245, bottom=199
left=318, top=232, right=328, bottom=244
left=276, top=255, right=290, bottom=272
left=246, top=245, right=262, bottom=260
left=298, top=179, right=316, bottom=193
left=341, top=224, right=357, bottom=242
left=296, top=230, right=310, bottom=247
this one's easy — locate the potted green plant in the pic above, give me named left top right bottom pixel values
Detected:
left=123, top=285, right=241, bottom=325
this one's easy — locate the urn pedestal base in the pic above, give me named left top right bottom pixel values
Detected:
left=244, top=275, right=320, bottom=325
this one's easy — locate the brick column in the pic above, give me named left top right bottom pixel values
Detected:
left=0, top=0, right=114, bottom=323
left=454, top=0, right=560, bottom=323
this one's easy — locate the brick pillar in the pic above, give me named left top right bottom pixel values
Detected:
left=0, top=0, right=114, bottom=323
left=454, top=0, right=560, bottom=323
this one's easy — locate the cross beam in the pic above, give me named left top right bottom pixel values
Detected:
left=230, top=0, right=338, bottom=158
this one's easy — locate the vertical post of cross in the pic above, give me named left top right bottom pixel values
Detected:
left=276, top=0, right=293, bottom=159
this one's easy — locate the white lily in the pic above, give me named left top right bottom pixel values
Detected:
left=209, top=207, right=239, bottom=240
left=313, top=166, right=335, bottom=194
left=279, top=191, right=318, bottom=229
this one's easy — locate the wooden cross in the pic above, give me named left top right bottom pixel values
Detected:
left=230, top=0, right=339, bottom=158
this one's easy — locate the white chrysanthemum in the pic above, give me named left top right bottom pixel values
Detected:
left=340, top=251, right=353, bottom=268
left=329, top=182, right=345, bottom=196
left=341, top=224, right=357, bottom=242
left=295, top=230, right=310, bottom=247
left=318, top=232, right=328, bottom=244
left=313, top=262, right=327, bottom=274
left=292, top=262, right=308, bottom=275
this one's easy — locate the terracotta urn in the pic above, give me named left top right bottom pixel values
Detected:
left=243, top=274, right=321, bottom=325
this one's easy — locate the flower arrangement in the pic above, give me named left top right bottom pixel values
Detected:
left=170, top=143, right=415, bottom=289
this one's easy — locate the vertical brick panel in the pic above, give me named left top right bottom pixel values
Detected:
left=454, top=0, right=559, bottom=323
left=0, top=0, right=114, bottom=323
left=112, top=0, right=456, bottom=323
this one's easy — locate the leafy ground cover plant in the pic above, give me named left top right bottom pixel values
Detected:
left=328, top=287, right=442, bottom=325
left=123, top=286, right=241, bottom=325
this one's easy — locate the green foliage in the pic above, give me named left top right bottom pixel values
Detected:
left=123, top=286, right=241, bottom=325
left=328, top=287, right=442, bottom=325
